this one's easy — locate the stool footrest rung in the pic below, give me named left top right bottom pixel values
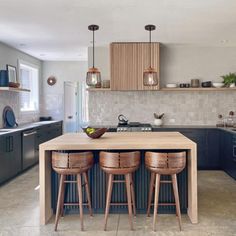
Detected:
left=113, top=180, right=125, bottom=183
left=110, top=202, right=135, bottom=206
left=63, top=202, right=89, bottom=206
left=160, top=180, right=172, bottom=184
left=151, top=203, right=176, bottom=206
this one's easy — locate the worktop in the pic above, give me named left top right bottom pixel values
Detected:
left=39, top=132, right=197, bottom=225
left=0, top=120, right=62, bottom=135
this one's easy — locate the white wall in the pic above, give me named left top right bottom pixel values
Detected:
left=41, top=61, right=87, bottom=120
left=88, top=45, right=236, bottom=125
left=0, top=42, right=42, bottom=127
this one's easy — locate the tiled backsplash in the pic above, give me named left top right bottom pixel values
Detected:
left=88, top=91, right=236, bottom=126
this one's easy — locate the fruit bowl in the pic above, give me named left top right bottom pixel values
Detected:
left=83, top=127, right=107, bottom=139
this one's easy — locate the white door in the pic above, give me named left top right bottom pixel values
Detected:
left=64, top=81, right=78, bottom=133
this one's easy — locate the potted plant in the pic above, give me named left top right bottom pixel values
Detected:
left=153, top=113, right=164, bottom=126
left=221, top=72, right=236, bottom=88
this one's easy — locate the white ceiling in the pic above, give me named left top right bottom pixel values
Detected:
left=0, top=0, right=236, bottom=61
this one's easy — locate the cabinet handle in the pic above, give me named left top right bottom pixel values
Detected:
left=23, top=131, right=37, bottom=137
left=10, top=136, right=13, bottom=152
left=233, top=145, right=236, bottom=157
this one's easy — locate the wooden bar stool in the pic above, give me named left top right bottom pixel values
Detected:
left=99, top=151, right=140, bottom=231
left=52, top=151, right=94, bottom=231
left=145, top=152, right=186, bottom=231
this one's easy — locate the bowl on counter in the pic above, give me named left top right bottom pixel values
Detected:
left=212, top=82, right=224, bottom=88
left=83, top=127, right=107, bottom=139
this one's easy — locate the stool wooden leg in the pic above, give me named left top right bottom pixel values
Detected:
left=130, top=174, right=136, bottom=217
left=55, top=174, right=65, bottom=231
left=83, top=172, right=93, bottom=216
left=77, top=173, right=84, bottom=231
left=171, top=174, right=182, bottom=231
left=153, top=174, right=160, bottom=232
left=125, top=174, right=134, bottom=230
left=60, top=175, right=66, bottom=217
left=104, top=174, right=113, bottom=231
left=147, top=172, right=155, bottom=217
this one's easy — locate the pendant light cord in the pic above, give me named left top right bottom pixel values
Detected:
left=93, top=30, right=95, bottom=68
left=149, top=29, right=152, bottom=68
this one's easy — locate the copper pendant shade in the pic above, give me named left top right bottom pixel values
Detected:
left=143, top=24, right=158, bottom=86
left=86, top=24, right=101, bottom=88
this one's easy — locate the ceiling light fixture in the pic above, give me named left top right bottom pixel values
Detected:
left=86, top=24, right=101, bottom=88
left=143, top=24, right=158, bottom=86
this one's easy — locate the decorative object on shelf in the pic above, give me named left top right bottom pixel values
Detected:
left=143, top=24, right=158, bottom=86
left=118, top=114, right=129, bottom=125
left=83, top=127, right=107, bottom=139
left=180, top=83, right=190, bottom=88
left=153, top=113, right=164, bottom=126
left=47, top=76, right=57, bottom=86
left=191, top=79, right=200, bottom=88
left=212, top=82, right=224, bottom=88
left=166, top=83, right=178, bottom=88
left=201, top=81, right=212, bottom=88
left=6, top=64, right=17, bottom=82
left=0, top=70, right=9, bottom=87
left=221, top=72, right=236, bottom=88
left=2, top=106, right=18, bottom=128
left=86, top=24, right=101, bottom=88
left=102, top=80, right=110, bottom=88
left=8, top=82, right=20, bottom=88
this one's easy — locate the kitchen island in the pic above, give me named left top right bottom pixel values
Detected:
left=39, top=132, right=197, bottom=225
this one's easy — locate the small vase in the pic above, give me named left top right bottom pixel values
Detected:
left=229, top=83, right=235, bottom=88
left=154, top=119, right=163, bottom=126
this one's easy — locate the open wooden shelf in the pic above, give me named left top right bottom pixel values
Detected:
left=0, top=87, right=31, bottom=92
left=86, top=88, right=111, bottom=91
left=160, top=87, right=236, bottom=91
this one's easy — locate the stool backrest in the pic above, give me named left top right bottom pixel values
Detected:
left=100, top=151, right=140, bottom=169
left=52, top=151, right=93, bottom=169
left=145, top=152, right=186, bottom=174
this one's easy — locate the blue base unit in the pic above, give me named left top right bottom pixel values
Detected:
left=51, top=150, right=188, bottom=215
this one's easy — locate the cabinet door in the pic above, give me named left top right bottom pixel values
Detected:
left=179, top=130, right=207, bottom=170
left=0, top=135, right=9, bottom=183
left=10, top=132, right=22, bottom=176
left=110, top=43, right=160, bottom=91
left=206, top=129, right=220, bottom=169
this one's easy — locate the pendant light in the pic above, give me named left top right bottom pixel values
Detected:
left=143, top=24, right=158, bottom=86
left=86, top=24, right=101, bottom=87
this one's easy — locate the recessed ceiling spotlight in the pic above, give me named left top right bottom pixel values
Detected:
left=40, top=53, right=45, bottom=56
left=19, top=43, right=26, bottom=47
left=220, top=39, right=229, bottom=43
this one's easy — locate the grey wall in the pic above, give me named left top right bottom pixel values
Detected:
left=0, top=42, right=42, bottom=127
left=88, top=45, right=236, bottom=125
left=41, top=61, right=87, bottom=120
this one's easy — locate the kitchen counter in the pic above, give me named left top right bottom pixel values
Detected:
left=39, top=132, right=197, bottom=225
left=0, top=120, right=62, bottom=135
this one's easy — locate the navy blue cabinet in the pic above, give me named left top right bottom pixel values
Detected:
left=0, top=132, right=21, bottom=184
left=0, top=121, right=62, bottom=185
left=220, top=131, right=236, bottom=179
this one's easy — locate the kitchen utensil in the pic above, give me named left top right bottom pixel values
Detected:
left=201, top=81, right=212, bottom=87
left=191, top=79, right=200, bottom=88
left=118, top=114, right=129, bottom=125
left=83, top=127, right=107, bottom=139
left=166, top=83, right=177, bottom=88
left=212, top=82, right=224, bottom=88
left=2, top=106, right=18, bottom=128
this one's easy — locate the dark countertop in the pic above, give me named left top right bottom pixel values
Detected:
left=0, top=120, right=62, bottom=136
left=90, top=124, right=236, bottom=134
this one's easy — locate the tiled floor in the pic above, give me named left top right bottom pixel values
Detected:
left=0, top=166, right=236, bottom=236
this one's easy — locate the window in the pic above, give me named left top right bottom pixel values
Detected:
left=19, top=61, right=39, bottom=112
